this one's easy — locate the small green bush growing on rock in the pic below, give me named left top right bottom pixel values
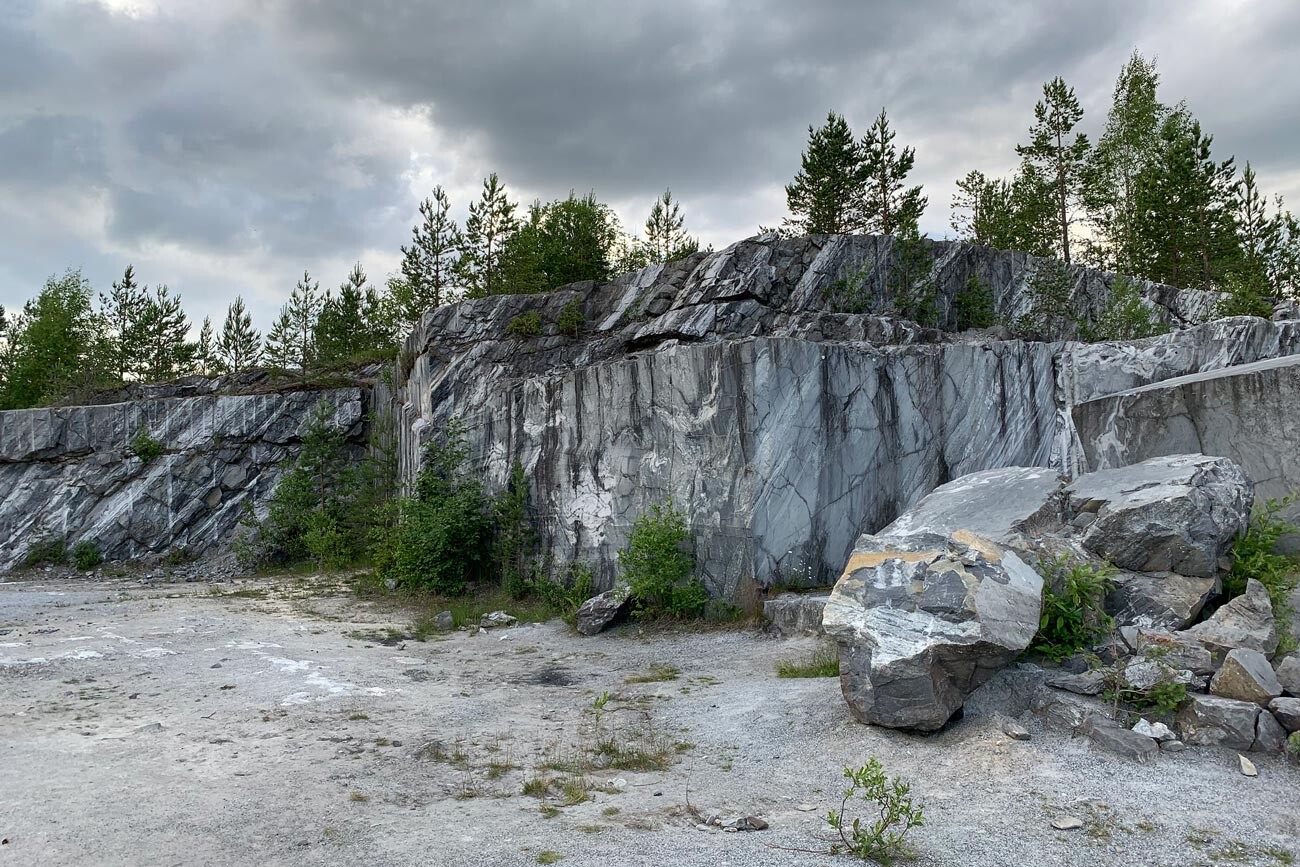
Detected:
left=1031, top=556, right=1114, bottom=661
left=1225, top=495, right=1299, bottom=651
left=555, top=299, right=585, bottom=337
left=952, top=275, right=996, bottom=330
left=1288, top=732, right=1300, bottom=762
left=506, top=311, right=542, bottom=338
left=1014, top=257, right=1079, bottom=340
left=23, top=537, right=67, bottom=568
left=827, top=757, right=924, bottom=865
left=1215, top=272, right=1274, bottom=319
left=71, top=540, right=102, bottom=571
left=824, top=262, right=874, bottom=314
left=619, top=500, right=707, bottom=619
left=130, top=426, right=165, bottom=463
left=1086, top=277, right=1169, bottom=341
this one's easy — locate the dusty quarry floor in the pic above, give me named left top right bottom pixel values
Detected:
left=2, top=573, right=1298, bottom=867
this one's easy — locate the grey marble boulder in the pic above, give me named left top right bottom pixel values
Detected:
left=1175, top=694, right=1262, bottom=750
left=762, top=592, right=830, bottom=637
left=1268, top=697, right=1300, bottom=732
left=1133, top=630, right=1216, bottom=675
left=1079, top=712, right=1159, bottom=763
left=575, top=585, right=631, bottom=636
left=1276, top=653, right=1300, bottom=695
left=1105, top=573, right=1218, bottom=631
left=823, top=529, right=1043, bottom=732
left=1179, top=579, right=1279, bottom=658
left=1253, top=709, right=1288, bottom=752
left=1210, top=648, right=1284, bottom=706
left=1062, top=454, right=1252, bottom=579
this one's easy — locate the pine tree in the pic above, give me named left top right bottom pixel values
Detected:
left=264, top=308, right=295, bottom=371
left=316, top=264, right=392, bottom=365
left=1085, top=52, right=1166, bottom=273
left=397, top=185, right=461, bottom=326
left=99, top=264, right=148, bottom=382
left=217, top=296, right=262, bottom=374
left=285, top=270, right=322, bottom=373
left=858, top=109, right=926, bottom=235
left=644, top=190, right=698, bottom=262
left=459, top=173, right=519, bottom=298
left=137, top=285, right=193, bottom=382
left=784, top=112, right=867, bottom=235
left=1233, top=162, right=1282, bottom=288
left=195, top=316, right=216, bottom=376
left=1016, top=77, right=1091, bottom=264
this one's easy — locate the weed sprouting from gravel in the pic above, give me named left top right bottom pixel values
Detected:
left=776, top=643, right=840, bottom=678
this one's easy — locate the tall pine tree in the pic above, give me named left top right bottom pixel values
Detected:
left=644, top=189, right=699, bottom=262
left=1016, top=77, right=1091, bottom=264
left=99, top=265, right=148, bottom=382
left=784, top=112, right=867, bottom=235
left=858, top=109, right=926, bottom=235
left=217, top=296, right=262, bottom=374
left=459, top=173, right=519, bottom=298
left=398, top=185, right=461, bottom=324
left=136, top=285, right=193, bottom=382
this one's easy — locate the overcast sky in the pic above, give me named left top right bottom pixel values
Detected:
left=3, top=0, right=1298, bottom=331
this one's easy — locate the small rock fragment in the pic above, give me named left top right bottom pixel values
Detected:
left=1001, top=718, right=1031, bottom=741
left=1239, top=755, right=1258, bottom=777
left=1052, top=817, right=1084, bottom=830
left=795, top=804, right=817, bottom=812
left=479, top=610, right=517, bottom=629
left=1159, top=739, right=1186, bottom=753
left=433, top=610, right=454, bottom=631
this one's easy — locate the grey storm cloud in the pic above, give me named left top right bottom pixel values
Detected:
left=0, top=0, right=1298, bottom=329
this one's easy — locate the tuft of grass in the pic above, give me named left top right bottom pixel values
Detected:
left=348, top=792, right=368, bottom=802
left=601, top=807, right=621, bottom=817
left=625, top=663, right=680, bottom=684
left=522, top=773, right=551, bottom=798
left=536, top=851, right=563, bottom=864
left=557, top=777, right=591, bottom=806
left=776, top=643, right=841, bottom=678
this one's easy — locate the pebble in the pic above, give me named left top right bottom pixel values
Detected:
left=1001, top=718, right=1031, bottom=741
left=1159, top=739, right=1186, bottom=753
left=1051, top=817, right=1084, bottom=831
left=1239, top=755, right=1258, bottom=777
left=795, top=804, right=817, bottom=812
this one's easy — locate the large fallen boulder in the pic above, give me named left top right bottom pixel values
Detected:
left=1062, top=454, right=1252, bottom=579
left=1175, top=694, right=1262, bottom=750
left=1209, top=648, right=1284, bottom=706
left=823, top=530, right=1043, bottom=732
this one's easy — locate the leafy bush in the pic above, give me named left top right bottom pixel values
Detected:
left=1215, top=272, right=1274, bottom=319
left=952, top=276, right=996, bottom=330
left=495, top=459, right=536, bottom=598
left=827, top=758, right=925, bottom=865
left=1014, top=257, right=1078, bottom=340
left=619, top=500, right=707, bottom=619
left=131, top=426, right=165, bottom=463
left=824, top=262, right=874, bottom=314
left=71, top=540, right=102, bottom=571
left=506, top=311, right=542, bottom=338
left=1031, top=556, right=1114, bottom=661
left=23, top=537, right=67, bottom=568
left=888, top=227, right=939, bottom=326
left=239, top=399, right=381, bottom=569
left=1087, top=277, right=1169, bottom=341
left=1288, top=732, right=1300, bottom=762
left=556, top=299, right=585, bottom=337
left=1102, top=658, right=1189, bottom=717
left=1225, top=495, right=1299, bottom=652
left=373, top=419, right=493, bottom=594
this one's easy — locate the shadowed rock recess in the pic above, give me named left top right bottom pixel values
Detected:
left=392, top=233, right=1300, bottom=601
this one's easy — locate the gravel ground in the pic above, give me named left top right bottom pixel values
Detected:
left=2, top=573, right=1297, bottom=867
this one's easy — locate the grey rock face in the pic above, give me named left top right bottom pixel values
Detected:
left=1079, top=712, right=1159, bottom=763
left=0, top=387, right=365, bottom=568
left=762, top=592, right=830, bottom=637
left=575, top=585, right=631, bottom=636
left=1268, top=697, right=1300, bottom=732
left=1073, top=349, right=1300, bottom=523
left=1175, top=694, right=1262, bottom=750
left=1106, top=573, right=1218, bottom=631
left=1046, top=670, right=1107, bottom=696
left=1180, top=579, right=1279, bottom=658
left=1253, top=709, right=1288, bottom=752
left=1210, top=648, right=1284, bottom=706
left=823, top=530, right=1043, bottom=732
left=875, top=466, right=1065, bottom=543
left=392, top=233, right=1291, bottom=601
left=1062, top=454, right=1252, bottom=579
left=1276, top=653, right=1300, bottom=696
left=1133, top=630, right=1215, bottom=675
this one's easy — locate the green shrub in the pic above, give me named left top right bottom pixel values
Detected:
left=1087, top=277, right=1169, bottom=341
left=1288, top=732, right=1300, bottom=762
left=619, top=500, right=706, bottom=619
left=131, top=426, right=165, bottom=463
left=239, top=399, right=382, bottom=569
left=1102, top=658, right=1189, bottom=717
left=373, top=419, right=493, bottom=594
left=827, top=758, right=924, bottom=865
left=23, top=537, right=67, bottom=568
left=506, top=311, right=542, bottom=338
left=1225, top=495, right=1299, bottom=652
left=495, top=459, right=536, bottom=599
left=71, top=540, right=102, bottom=571
left=888, top=227, right=939, bottom=326
left=952, top=276, right=996, bottom=330
left=556, top=299, right=585, bottom=337
left=1014, top=257, right=1079, bottom=340
left=824, top=262, right=874, bottom=314
left=1031, top=556, right=1114, bottom=661
left=1215, top=272, right=1274, bottom=319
